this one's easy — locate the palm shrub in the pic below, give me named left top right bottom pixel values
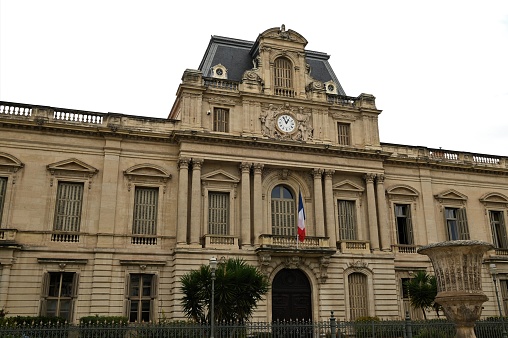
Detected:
left=180, top=258, right=269, bottom=323
left=404, top=271, right=438, bottom=320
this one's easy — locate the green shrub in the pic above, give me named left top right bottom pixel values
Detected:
left=79, top=315, right=128, bottom=338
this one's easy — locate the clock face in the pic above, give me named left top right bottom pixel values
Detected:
left=277, top=114, right=296, bottom=133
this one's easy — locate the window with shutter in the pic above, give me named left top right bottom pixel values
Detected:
left=338, top=200, right=357, bottom=240
left=337, top=123, right=351, bottom=146
left=40, top=272, right=78, bottom=321
left=127, top=274, right=156, bottom=322
left=208, top=192, right=229, bottom=235
left=501, top=279, right=508, bottom=316
left=271, top=185, right=295, bottom=236
left=213, top=108, right=229, bottom=132
left=348, top=272, right=368, bottom=320
left=53, top=182, right=84, bottom=234
left=0, top=177, right=6, bottom=226
left=273, top=57, right=294, bottom=97
left=395, top=204, right=414, bottom=245
left=490, top=210, right=508, bottom=249
left=445, top=207, right=469, bottom=240
left=133, top=187, right=158, bottom=236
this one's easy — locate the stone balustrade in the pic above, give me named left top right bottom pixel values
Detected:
left=382, top=143, right=507, bottom=168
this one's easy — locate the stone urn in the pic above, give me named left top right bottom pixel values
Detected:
left=418, top=240, right=493, bottom=338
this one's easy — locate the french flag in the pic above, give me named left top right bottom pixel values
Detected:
left=297, top=190, right=306, bottom=242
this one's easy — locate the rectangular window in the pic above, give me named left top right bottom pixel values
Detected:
left=501, top=279, right=508, bottom=316
left=127, top=274, right=157, bottom=323
left=337, top=123, right=351, bottom=146
left=338, top=200, right=357, bottom=240
left=133, top=187, right=158, bottom=236
left=490, top=210, right=508, bottom=249
left=0, top=177, right=6, bottom=226
left=208, top=192, right=229, bottom=235
left=445, top=207, right=469, bottom=240
left=54, top=182, right=84, bottom=232
left=41, top=272, right=78, bottom=321
left=395, top=204, right=414, bottom=245
left=213, top=108, right=229, bottom=132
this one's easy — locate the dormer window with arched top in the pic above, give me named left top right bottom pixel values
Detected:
left=273, top=57, right=294, bottom=97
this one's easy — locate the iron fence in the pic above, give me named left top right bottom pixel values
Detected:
left=1, top=317, right=508, bottom=338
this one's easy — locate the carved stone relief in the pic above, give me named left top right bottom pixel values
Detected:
left=260, top=103, right=313, bottom=142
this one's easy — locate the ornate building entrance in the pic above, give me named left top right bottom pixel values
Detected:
left=272, top=269, right=312, bottom=321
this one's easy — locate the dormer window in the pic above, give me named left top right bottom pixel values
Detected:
left=211, top=64, right=228, bottom=79
left=273, top=57, right=294, bottom=97
left=325, top=80, right=338, bottom=95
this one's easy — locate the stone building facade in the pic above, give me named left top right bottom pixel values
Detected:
left=1, top=26, right=508, bottom=323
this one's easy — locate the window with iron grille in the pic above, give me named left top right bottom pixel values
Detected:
left=127, top=274, right=157, bottom=323
left=395, top=204, right=414, bottom=245
left=271, top=185, right=295, bottom=236
left=54, top=182, right=84, bottom=232
left=348, top=272, right=368, bottom=320
left=274, top=57, right=293, bottom=89
left=208, top=192, right=229, bottom=235
left=337, top=123, right=351, bottom=145
left=445, top=207, right=469, bottom=240
left=0, top=177, right=6, bottom=226
left=213, top=108, right=229, bottom=132
left=133, top=187, right=158, bottom=236
left=338, top=200, right=357, bottom=240
left=490, top=210, right=508, bottom=249
left=40, top=272, right=78, bottom=321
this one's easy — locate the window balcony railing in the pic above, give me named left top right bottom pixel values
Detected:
left=258, top=234, right=330, bottom=250
left=51, top=232, right=80, bottom=243
left=337, top=240, right=371, bottom=254
left=274, top=88, right=296, bottom=98
left=203, top=234, right=238, bottom=248
left=494, top=248, right=508, bottom=256
left=131, top=235, right=158, bottom=245
left=0, top=228, right=17, bottom=242
left=392, top=244, right=420, bottom=254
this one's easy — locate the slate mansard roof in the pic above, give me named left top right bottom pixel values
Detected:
left=198, top=34, right=346, bottom=96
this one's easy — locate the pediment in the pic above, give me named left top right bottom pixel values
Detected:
left=333, top=180, right=364, bottom=193
left=124, top=164, right=171, bottom=179
left=435, top=189, right=468, bottom=202
left=201, top=169, right=239, bottom=183
left=480, top=193, right=508, bottom=206
left=0, top=152, right=24, bottom=173
left=47, top=158, right=98, bottom=176
left=386, top=185, right=419, bottom=197
left=258, top=26, right=308, bottom=46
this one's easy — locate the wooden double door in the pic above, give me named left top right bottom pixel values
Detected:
left=272, top=269, right=312, bottom=321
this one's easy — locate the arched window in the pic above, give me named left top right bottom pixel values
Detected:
left=348, top=272, right=368, bottom=320
left=273, top=57, right=294, bottom=97
left=271, top=185, right=295, bottom=236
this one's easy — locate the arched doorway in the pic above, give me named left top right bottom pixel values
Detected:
left=272, top=268, right=312, bottom=321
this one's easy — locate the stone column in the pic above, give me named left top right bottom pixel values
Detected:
left=376, top=174, right=390, bottom=251
left=323, top=170, right=336, bottom=247
left=240, top=162, right=251, bottom=247
left=313, top=169, right=325, bottom=237
left=0, top=263, right=11, bottom=308
left=177, top=158, right=190, bottom=244
left=364, top=173, right=380, bottom=250
left=190, top=159, right=203, bottom=246
left=253, top=163, right=264, bottom=245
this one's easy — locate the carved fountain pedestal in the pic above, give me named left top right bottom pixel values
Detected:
left=418, top=240, right=493, bottom=338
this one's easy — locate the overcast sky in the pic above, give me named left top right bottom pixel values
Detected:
left=1, top=1, right=507, bottom=156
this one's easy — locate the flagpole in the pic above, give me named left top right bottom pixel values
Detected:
left=296, top=188, right=300, bottom=249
